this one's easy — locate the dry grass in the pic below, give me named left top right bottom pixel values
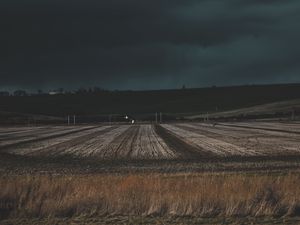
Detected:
left=1, top=172, right=300, bottom=219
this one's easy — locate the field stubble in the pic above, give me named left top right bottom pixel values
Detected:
left=1, top=122, right=300, bottom=160
left=1, top=122, right=300, bottom=224
left=1, top=173, right=300, bottom=220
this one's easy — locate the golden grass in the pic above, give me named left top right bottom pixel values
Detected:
left=1, top=172, right=300, bottom=219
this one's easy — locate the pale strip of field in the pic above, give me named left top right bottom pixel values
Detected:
left=57, top=125, right=131, bottom=158
left=181, top=123, right=300, bottom=155
left=257, top=122, right=300, bottom=131
left=0, top=127, right=47, bottom=142
left=0, top=126, right=95, bottom=147
left=0, top=126, right=62, bottom=141
left=161, top=124, right=256, bottom=156
left=4, top=125, right=177, bottom=159
left=48, top=124, right=177, bottom=160
left=130, top=124, right=177, bottom=159
left=94, top=125, right=177, bottom=160
left=216, top=122, right=300, bottom=154
left=183, top=123, right=260, bottom=138
left=0, top=126, right=45, bottom=136
left=9, top=126, right=111, bottom=155
left=219, top=121, right=300, bottom=134
left=97, top=125, right=139, bottom=159
left=0, top=125, right=78, bottom=136
left=244, top=121, right=300, bottom=131
left=199, top=122, right=300, bottom=139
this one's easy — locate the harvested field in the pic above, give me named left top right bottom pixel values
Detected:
left=9, top=126, right=115, bottom=156
left=172, top=123, right=300, bottom=156
left=0, top=121, right=299, bottom=175
left=101, top=124, right=177, bottom=160
left=161, top=124, right=257, bottom=156
left=1, top=121, right=300, bottom=224
left=0, top=124, right=178, bottom=160
left=0, top=126, right=96, bottom=148
left=0, top=122, right=299, bottom=161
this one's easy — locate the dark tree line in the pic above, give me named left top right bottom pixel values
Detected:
left=0, top=87, right=110, bottom=97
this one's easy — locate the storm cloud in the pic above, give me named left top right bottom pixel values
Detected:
left=1, top=0, right=300, bottom=90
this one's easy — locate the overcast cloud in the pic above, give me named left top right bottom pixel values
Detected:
left=1, top=0, right=300, bottom=90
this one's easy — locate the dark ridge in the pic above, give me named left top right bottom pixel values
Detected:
left=1, top=83, right=300, bottom=118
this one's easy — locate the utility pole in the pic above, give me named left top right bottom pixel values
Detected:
left=204, top=112, right=209, bottom=122
left=160, top=112, right=162, bottom=123
left=67, top=115, right=70, bottom=125
left=73, top=115, right=76, bottom=125
left=292, top=108, right=295, bottom=121
left=155, top=112, right=158, bottom=124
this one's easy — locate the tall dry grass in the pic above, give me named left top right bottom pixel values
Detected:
left=0, top=172, right=300, bottom=219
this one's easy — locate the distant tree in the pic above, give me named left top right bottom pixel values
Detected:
left=58, top=88, right=64, bottom=94
left=0, top=91, right=9, bottom=96
left=37, top=89, right=43, bottom=95
left=93, top=86, right=104, bottom=93
left=182, top=85, right=186, bottom=90
left=76, top=87, right=88, bottom=94
left=13, top=90, right=27, bottom=96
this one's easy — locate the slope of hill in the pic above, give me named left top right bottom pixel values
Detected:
left=0, top=83, right=299, bottom=119
left=187, top=99, right=300, bottom=120
left=0, top=111, right=64, bottom=125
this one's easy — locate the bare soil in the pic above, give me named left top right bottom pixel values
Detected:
left=0, top=122, right=300, bottom=175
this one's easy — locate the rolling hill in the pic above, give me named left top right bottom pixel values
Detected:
left=0, top=83, right=300, bottom=123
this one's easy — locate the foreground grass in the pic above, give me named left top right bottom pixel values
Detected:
left=1, top=172, right=300, bottom=221
left=2, top=216, right=300, bottom=225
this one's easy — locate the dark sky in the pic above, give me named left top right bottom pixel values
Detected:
left=1, top=0, right=300, bottom=91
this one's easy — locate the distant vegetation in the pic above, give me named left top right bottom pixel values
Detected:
left=0, top=83, right=300, bottom=122
left=0, top=86, right=107, bottom=97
